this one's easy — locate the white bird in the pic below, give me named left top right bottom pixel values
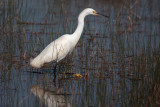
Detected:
left=30, top=8, right=108, bottom=69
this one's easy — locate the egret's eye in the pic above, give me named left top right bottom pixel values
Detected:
left=93, top=11, right=97, bottom=14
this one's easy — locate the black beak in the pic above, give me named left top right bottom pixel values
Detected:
left=97, top=12, right=109, bottom=18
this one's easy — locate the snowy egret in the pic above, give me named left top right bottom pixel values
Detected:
left=30, top=8, right=108, bottom=69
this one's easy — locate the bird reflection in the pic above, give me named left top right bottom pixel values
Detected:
left=30, top=85, right=71, bottom=107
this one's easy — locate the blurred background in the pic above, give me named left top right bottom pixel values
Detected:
left=0, top=0, right=159, bottom=107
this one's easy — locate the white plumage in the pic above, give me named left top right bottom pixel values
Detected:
left=30, top=8, right=108, bottom=68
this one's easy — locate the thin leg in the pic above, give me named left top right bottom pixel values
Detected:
left=53, top=63, right=57, bottom=84
left=53, top=62, right=57, bottom=78
left=58, top=61, right=63, bottom=72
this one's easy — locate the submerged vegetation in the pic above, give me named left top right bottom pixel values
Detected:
left=0, top=0, right=159, bottom=107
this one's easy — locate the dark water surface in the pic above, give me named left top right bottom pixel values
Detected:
left=0, top=0, right=160, bottom=107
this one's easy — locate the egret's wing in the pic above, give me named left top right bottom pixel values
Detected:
left=41, top=35, right=71, bottom=63
left=30, top=35, right=71, bottom=68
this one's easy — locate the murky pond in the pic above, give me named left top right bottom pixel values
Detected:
left=0, top=0, right=160, bottom=107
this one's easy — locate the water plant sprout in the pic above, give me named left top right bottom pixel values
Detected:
left=30, top=8, right=108, bottom=76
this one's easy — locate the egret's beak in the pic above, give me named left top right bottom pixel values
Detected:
left=93, top=11, right=109, bottom=18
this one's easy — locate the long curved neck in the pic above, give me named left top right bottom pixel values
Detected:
left=72, top=11, right=87, bottom=43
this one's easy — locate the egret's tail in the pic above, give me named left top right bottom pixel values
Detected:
left=30, top=57, right=43, bottom=68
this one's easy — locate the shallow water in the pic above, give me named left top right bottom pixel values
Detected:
left=0, top=0, right=160, bottom=107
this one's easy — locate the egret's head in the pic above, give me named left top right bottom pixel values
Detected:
left=85, top=8, right=108, bottom=17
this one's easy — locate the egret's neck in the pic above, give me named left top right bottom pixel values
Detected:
left=73, top=12, right=87, bottom=40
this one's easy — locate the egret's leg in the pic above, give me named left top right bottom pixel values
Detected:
left=58, top=63, right=61, bottom=72
left=53, top=62, right=57, bottom=78
left=58, top=61, right=63, bottom=72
